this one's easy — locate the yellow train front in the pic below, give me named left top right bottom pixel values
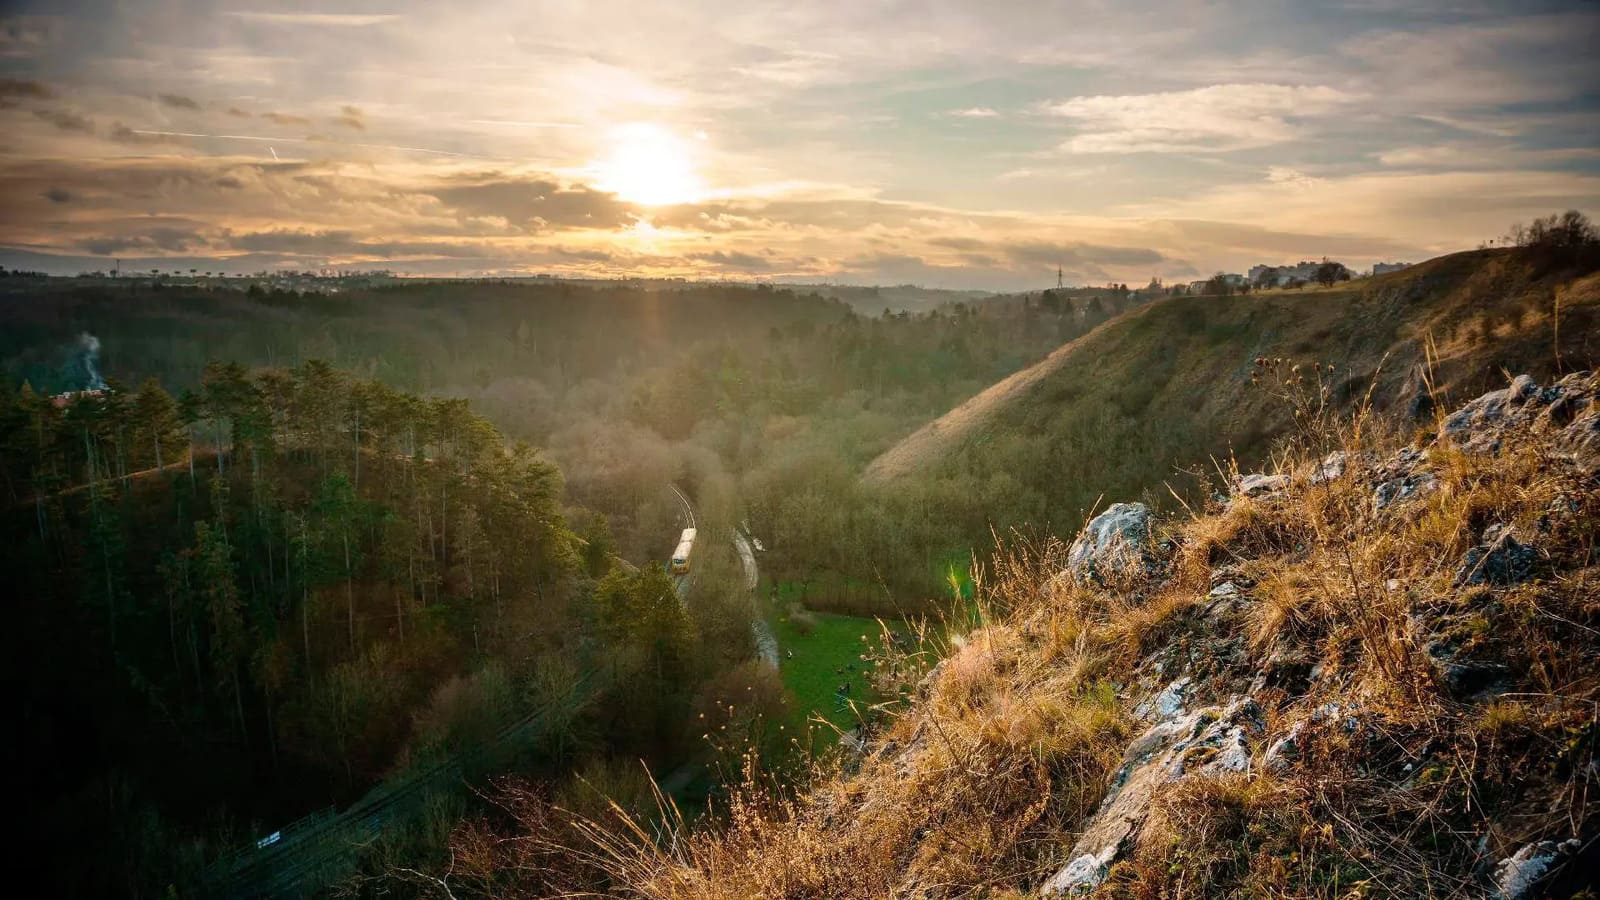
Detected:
left=670, top=527, right=696, bottom=574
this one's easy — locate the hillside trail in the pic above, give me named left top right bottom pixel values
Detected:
left=861, top=302, right=1158, bottom=484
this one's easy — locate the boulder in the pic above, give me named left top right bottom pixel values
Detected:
left=1065, top=502, right=1155, bottom=586
left=1261, top=702, right=1369, bottom=774
left=1307, top=450, right=1355, bottom=485
left=1441, top=374, right=1542, bottom=453
left=1263, top=721, right=1305, bottom=774
left=1133, top=676, right=1190, bottom=721
left=1374, top=471, right=1437, bottom=510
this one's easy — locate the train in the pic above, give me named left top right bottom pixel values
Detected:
left=670, top=527, right=696, bottom=575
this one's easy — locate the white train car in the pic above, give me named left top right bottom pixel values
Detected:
left=670, top=527, right=697, bottom=574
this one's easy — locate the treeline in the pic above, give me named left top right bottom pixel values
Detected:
left=0, top=280, right=856, bottom=399
left=1, top=274, right=1146, bottom=614
left=4, top=362, right=752, bottom=897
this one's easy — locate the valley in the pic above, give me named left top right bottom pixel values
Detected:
left=4, top=225, right=1598, bottom=898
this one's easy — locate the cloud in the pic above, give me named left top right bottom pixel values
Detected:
left=428, top=175, right=636, bottom=230
left=1339, top=12, right=1599, bottom=110
left=224, top=12, right=401, bottom=27
left=33, top=107, right=93, bottom=133
left=1045, top=83, right=1359, bottom=153
left=158, top=93, right=200, bottom=110
left=688, top=249, right=791, bottom=272
left=1003, top=241, right=1166, bottom=269
left=224, top=228, right=486, bottom=260
left=0, top=77, right=51, bottom=100
left=0, top=0, right=1592, bottom=289
left=107, top=122, right=187, bottom=145
left=1375, top=144, right=1600, bottom=170
left=1265, top=166, right=1323, bottom=189
left=80, top=227, right=206, bottom=256
left=334, top=105, right=365, bottom=130
left=0, top=16, right=59, bottom=59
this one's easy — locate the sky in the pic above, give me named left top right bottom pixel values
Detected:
left=0, top=0, right=1597, bottom=290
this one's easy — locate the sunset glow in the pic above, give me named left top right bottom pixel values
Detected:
left=593, top=124, right=705, bottom=207
left=0, top=1, right=1595, bottom=286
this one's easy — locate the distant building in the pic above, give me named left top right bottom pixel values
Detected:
left=1249, top=259, right=1349, bottom=287
left=1187, top=274, right=1247, bottom=295
left=50, top=388, right=105, bottom=409
left=1372, top=262, right=1411, bottom=275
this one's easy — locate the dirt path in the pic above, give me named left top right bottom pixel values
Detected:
left=861, top=303, right=1157, bottom=485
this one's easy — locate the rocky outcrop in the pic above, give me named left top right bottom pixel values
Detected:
left=1441, top=371, right=1598, bottom=468
left=1065, top=502, right=1156, bottom=586
left=1042, top=685, right=1264, bottom=895
left=1233, top=472, right=1290, bottom=498
left=1034, top=373, right=1599, bottom=897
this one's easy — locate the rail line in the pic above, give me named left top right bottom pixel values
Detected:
left=200, top=672, right=594, bottom=898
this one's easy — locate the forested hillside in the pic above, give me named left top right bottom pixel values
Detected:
left=3, top=361, right=735, bottom=896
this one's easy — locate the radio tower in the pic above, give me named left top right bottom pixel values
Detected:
left=1057, top=265, right=1064, bottom=289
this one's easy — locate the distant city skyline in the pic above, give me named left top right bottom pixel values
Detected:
left=1, top=0, right=1596, bottom=291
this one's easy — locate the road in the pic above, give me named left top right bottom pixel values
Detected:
left=666, top=484, right=776, bottom=669
left=736, top=530, right=780, bottom=668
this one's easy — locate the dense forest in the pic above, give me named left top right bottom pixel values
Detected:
left=3, top=360, right=761, bottom=896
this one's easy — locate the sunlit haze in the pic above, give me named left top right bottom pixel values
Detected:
left=1, top=0, right=1597, bottom=288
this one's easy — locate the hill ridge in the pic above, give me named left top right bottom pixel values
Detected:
left=862, top=301, right=1158, bottom=484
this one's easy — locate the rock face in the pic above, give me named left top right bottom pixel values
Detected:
left=1215, top=374, right=1598, bottom=517
left=1041, top=687, right=1263, bottom=895
left=1441, top=371, right=1599, bottom=468
left=1065, top=502, right=1155, bottom=586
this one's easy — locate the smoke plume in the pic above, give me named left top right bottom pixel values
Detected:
left=78, top=332, right=107, bottom=391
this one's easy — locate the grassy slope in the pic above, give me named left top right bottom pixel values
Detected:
left=863, top=248, right=1600, bottom=526
left=861, top=302, right=1157, bottom=484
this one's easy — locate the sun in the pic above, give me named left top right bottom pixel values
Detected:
left=593, top=123, right=705, bottom=206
